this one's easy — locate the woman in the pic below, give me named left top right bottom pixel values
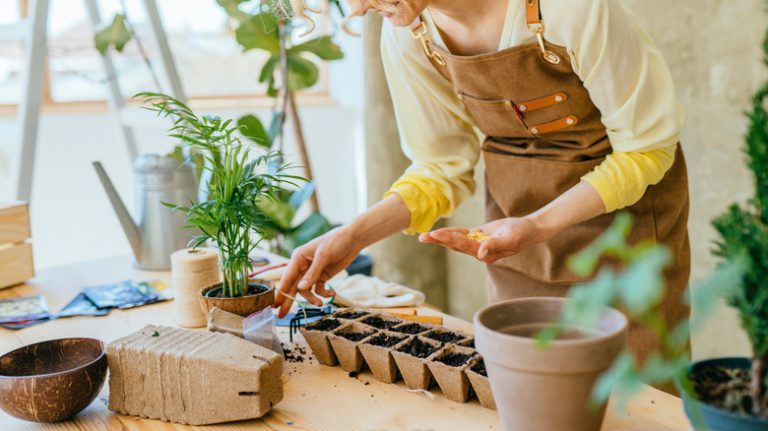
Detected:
left=275, top=0, right=689, bottom=356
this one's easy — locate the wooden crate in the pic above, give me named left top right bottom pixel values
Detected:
left=0, top=202, right=34, bottom=289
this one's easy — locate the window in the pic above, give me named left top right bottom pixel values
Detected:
left=0, top=0, right=331, bottom=111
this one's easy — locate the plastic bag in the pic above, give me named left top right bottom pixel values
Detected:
left=242, top=307, right=283, bottom=355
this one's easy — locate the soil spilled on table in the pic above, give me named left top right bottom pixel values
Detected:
left=338, top=331, right=374, bottom=342
left=398, top=337, right=438, bottom=358
left=367, top=333, right=406, bottom=348
left=471, top=359, right=487, bottom=377
left=336, top=310, right=370, bottom=320
left=691, top=364, right=753, bottom=416
left=308, top=318, right=342, bottom=332
left=426, top=331, right=464, bottom=344
left=282, top=344, right=309, bottom=363
left=393, top=323, right=428, bottom=335
left=437, top=352, right=473, bottom=367
left=362, top=316, right=399, bottom=330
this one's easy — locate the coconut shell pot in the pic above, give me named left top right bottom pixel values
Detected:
left=0, top=338, right=107, bottom=422
left=199, top=279, right=275, bottom=318
left=474, top=297, right=627, bottom=431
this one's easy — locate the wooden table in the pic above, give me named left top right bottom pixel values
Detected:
left=0, top=255, right=691, bottom=431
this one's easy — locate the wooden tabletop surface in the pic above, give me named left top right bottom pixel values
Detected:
left=0, top=254, right=691, bottom=431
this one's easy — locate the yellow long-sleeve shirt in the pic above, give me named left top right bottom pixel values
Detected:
left=382, top=0, right=685, bottom=234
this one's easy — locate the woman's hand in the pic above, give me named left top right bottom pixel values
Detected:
left=274, top=227, right=362, bottom=318
left=419, top=217, right=556, bottom=264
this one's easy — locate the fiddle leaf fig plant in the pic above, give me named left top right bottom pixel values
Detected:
left=537, top=212, right=744, bottom=410
left=138, top=92, right=304, bottom=298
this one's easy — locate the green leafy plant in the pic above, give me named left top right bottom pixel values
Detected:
left=711, top=10, right=768, bottom=415
left=537, top=212, right=743, bottom=410
left=138, top=92, right=304, bottom=298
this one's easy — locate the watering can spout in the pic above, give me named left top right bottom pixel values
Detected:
left=92, top=161, right=144, bottom=262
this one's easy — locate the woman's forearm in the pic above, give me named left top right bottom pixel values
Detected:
left=343, top=194, right=411, bottom=249
left=526, top=181, right=607, bottom=240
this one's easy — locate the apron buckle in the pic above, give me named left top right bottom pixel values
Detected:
left=410, top=21, right=446, bottom=66
left=528, top=21, right=561, bottom=65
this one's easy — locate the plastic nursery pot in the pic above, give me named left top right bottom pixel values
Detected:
left=466, top=357, right=496, bottom=410
left=391, top=336, right=442, bottom=390
left=358, top=331, right=409, bottom=383
left=474, top=297, right=627, bottom=431
left=677, top=357, right=768, bottom=431
left=327, top=322, right=377, bottom=372
left=198, top=279, right=274, bottom=318
left=426, top=344, right=477, bottom=403
left=300, top=317, right=344, bottom=366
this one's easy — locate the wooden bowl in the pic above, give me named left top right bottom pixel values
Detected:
left=0, top=338, right=107, bottom=422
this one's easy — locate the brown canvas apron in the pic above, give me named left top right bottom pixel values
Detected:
left=410, top=0, right=690, bottom=359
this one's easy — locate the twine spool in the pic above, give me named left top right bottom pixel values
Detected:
left=171, top=247, right=221, bottom=328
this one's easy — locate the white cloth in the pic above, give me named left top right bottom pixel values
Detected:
left=329, top=274, right=426, bottom=308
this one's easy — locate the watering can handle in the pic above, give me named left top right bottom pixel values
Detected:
left=92, top=161, right=144, bottom=262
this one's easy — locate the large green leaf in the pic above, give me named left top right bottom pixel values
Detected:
left=94, top=14, right=132, bottom=55
left=288, top=182, right=316, bottom=209
left=237, top=114, right=271, bottom=148
left=256, top=195, right=295, bottom=231
left=283, top=212, right=333, bottom=252
left=235, top=13, right=279, bottom=53
left=287, top=56, right=320, bottom=90
left=289, top=36, right=344, bottom=61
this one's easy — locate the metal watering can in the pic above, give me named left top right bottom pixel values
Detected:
left=92, top=154, right=198, bottom=270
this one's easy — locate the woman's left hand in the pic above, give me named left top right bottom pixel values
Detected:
left=419, top=217, right=556, bottom=264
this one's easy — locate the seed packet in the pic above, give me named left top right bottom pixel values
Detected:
left=57, top=293, right=110, bottom=318
left=116, top=281, right=173, bottom=309
left=0, top=295, right=50, bottom=323
left=83, top=281, right=158, bottom=309
left=0, top=316, right=53, bottom=330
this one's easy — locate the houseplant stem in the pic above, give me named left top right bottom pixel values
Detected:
left=287, top=90, right=319, bottom=212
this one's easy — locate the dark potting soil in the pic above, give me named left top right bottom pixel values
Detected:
left=362, top=316, right=400, bottom=330
left=691, top=364, right=754, bottom=416
left=471, top=359, right=487, bottom=377
left=367, top=333, right=406, bottom=348
left=281, top=343, right=308, bottom=363
left=338, top=331, right=374, bottom=342
left=335, top=310, right=370, bottom=320
left=308, top=318, right=342, bottom=332
left=392, top=323, right=428, bottom=335
left=205, top=284, right=268, bottom=298
left=437, top=352, right=473, bottom=367
left=398, top=337, right=438, bottom=359
left=425, top=330, right=465, bottom=344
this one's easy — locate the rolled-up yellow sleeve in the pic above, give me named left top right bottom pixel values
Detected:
left=380, top=21, right=480, bottom=234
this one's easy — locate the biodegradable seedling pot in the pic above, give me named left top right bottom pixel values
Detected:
left=466, top=357, right=496, bottom=410
left=458, top=337, right=475, bottom=348
left=391, top=336, right=442, bottom=390
left=677, top=357, right=768, bottom=431
left=423, top=327, right=469, bottom=345
left=333, top=308, right=373, bottom=321
left=358, top=331, right=409, bottom=383
left=475, top=297, right=627, bottom=431
left=300, top=317, right=344, bottom=366
left=0, top=338, right=107, bottom=422
left=391, top=321, right=431, bottom=335
left=198, top=279, right=274, bottom=318
left=360, top=313, right=403, bottom=330
left=327, top=322, right=377, bottom=372
left=426, top=345, right=477, bottom=402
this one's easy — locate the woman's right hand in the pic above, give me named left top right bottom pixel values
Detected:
left=273, top=226, right=363, bottom=318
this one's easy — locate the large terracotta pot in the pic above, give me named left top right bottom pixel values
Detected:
left=474, top=297, right=627, bottom=431
left=199, top=279, right=275, bottom=318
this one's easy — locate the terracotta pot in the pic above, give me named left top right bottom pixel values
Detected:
left=198, top=279, right=274, bottom=318
left=0, top=338, right=107, bottom=422
left=474, top=297, right=627, bottom=431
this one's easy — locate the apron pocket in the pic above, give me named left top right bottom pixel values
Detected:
left=458, top=93, right=531, bottom=137
left=483, top=150, right=656, bottom=284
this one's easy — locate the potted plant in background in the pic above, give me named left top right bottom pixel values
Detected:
left=474, top=212, right=743, bottom=431
left=139, top=92, right=304, bottom=317
left=675, top=12, right=768, bottom=429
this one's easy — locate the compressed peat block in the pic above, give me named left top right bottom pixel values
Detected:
left=107, top=325, right=283, bottom=425
left=358, top=331, right=409, bottom=383
left=327, top=322, right=377, bottom=372
left=391, top=336, right=442, bottom=390
left=466, top=357, right=496, bottom=409
left=300, top=317, right=343, bottom=366
left=426, top=345, right=477, bottom=403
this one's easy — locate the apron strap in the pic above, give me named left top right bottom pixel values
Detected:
left=410, top=16, right=446, bottom=66
left=524, top=0, right=561, bottom=65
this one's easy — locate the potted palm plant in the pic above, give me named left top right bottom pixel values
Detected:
left=675, top=14, right=768, bottom=429
left=139, top=92, right=303, bottom=317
